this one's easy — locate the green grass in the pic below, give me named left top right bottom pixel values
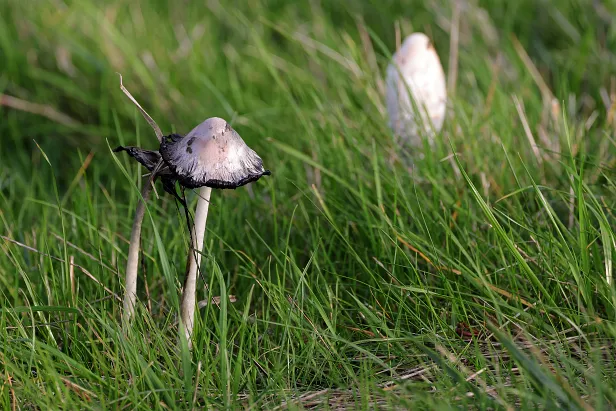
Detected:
left=1, top=0, right=616, bottom=409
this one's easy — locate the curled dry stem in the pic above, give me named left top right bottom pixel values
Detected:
left=118, top=73, right=163, bottom=326
left=117, top=73, right=163, bottom=142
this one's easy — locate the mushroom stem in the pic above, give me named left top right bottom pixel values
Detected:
left=180, top=186, right=212, bottom=347
left=122, top=179, right=154, bottom=325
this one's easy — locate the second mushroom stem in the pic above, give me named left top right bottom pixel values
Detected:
left=122, top=178, right=154, bottom=325
left=180, top=186, right=212, bottom=347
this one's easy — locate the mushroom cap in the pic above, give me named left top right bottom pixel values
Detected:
left=386, top=33, right=447, bottom=146
left=159, top=117, right=270, bottom=189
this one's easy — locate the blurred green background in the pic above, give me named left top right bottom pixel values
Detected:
left=2, top=0, right=616, bottom=409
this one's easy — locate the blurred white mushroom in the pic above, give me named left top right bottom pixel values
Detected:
left=386, top=33, right=447, bottom=147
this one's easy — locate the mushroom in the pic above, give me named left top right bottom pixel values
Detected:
left=386, top=33, right=447, bottom=148
left=159, top=118, right=270, bottom=190
left=115, top=117, right=270, bottom=347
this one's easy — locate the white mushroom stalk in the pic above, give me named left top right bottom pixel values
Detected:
left=122, top=177, right=154, bottom=324
left=386, top=33, right=447, bottom=148
left=179, top=186, right=211, bottom=346
left=115, top=116, right=270, bottom=347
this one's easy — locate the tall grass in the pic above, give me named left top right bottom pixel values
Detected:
left=1, top=0, right=616, bottom=408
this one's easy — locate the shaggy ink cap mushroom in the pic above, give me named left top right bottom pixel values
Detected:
left=160, top=117, right=270, bottom=189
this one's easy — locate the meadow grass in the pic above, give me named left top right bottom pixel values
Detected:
left=1, top=0, right=616, bottom=409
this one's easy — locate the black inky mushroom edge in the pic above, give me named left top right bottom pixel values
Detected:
left=177, top=169, right=272, bottom=190
left=114, top=145, right=190, bottom=203
left=113, top=146, right=162, bottom=172
left=163, top=154, right=271, bottom=190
